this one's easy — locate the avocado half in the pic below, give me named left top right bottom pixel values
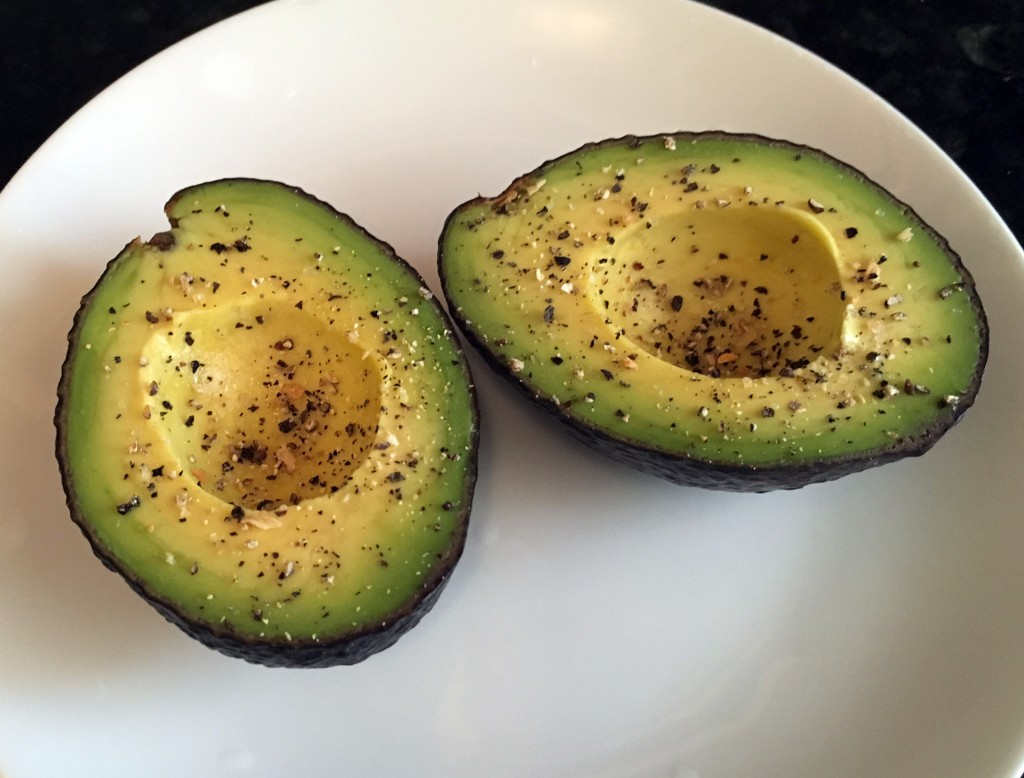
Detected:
left=438, top=132, right=987, bottom=492
left=56, top=179, right=479, bottom=667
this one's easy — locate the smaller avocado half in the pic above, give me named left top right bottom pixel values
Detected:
left=56, top=179, right=478, bottom=667
left=438, top=132, right=988, bottom=492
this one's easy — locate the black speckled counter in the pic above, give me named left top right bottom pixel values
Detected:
left=710, top=0, right=1023, bottom=244
left=2, top=1, right=1021, bottom=244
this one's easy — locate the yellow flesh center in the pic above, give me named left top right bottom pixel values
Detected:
left=596, top=206, right=845, bottom=378
left=145, top=303, right=382, bottom=510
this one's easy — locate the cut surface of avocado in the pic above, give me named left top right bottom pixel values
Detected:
left=438, top=132, right=987, bottom=491
left=57, top=179, right=478, bottom=666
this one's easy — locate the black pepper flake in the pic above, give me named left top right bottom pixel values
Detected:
left=209, top=242, right=229, bottom=254
left=387, top=471, right=405, bottom=483
left=551, top=355, right=564, bottom=365
left=761, top=407, right=775, bottom=418
left=190, top=359, right=201, bottom=374
left=554, top=255, right=571, bottom=267
left=229, top=505, right=245, bottom=520
left=903, top=379, right=931, bottom=396
left=234, top=239, right=251, bottom=252
left=670, top=295, right=684, bottom=312
left=491, top=249, right=505, bottom=260
left=557, top=230, right=570, bottom=240
left=145, top=310, right=159, bottom=324
left=184, top=415, right=195, bottom=427
left=601, top=369, right=614, bottom=380
left=116, top=495, right=141, bottom=515
left=844, top=227, right=859, bottom=239
left=442, top=501, right=454, bottom=510
left=278, top=419, right=296, bottom=433
left=149, top=381, right=159, bottom=396
left=543, top=304, right=555, bottom=324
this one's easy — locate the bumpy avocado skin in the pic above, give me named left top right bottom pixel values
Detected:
left=438, top=132, right=988, bottom=492
left=450, top=307, right=911, bottom=492
left=56, top=179, right=478, bottom=667
left=116, top=554, right=457, bottom=667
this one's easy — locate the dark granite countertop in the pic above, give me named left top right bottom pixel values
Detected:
left=2, top=0, right=1021, bottom=245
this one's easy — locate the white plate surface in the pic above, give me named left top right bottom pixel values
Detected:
left=1, top=2, right=1023, bottom=776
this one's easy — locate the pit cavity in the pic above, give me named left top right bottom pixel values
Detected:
left=143, top=302, right=381, bottom=510
left=592, top=206, right=845, bottom=378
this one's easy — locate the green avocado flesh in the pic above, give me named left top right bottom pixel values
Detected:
left=57, top=179, right=478, bottom=666
left=439, top=133, right=987, bottom=491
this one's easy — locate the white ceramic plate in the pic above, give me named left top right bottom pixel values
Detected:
left=1, top=2, right=1022, bottom=776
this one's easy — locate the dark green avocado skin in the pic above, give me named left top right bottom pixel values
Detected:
left=438, top=132, right=989, bottom=493
left=143, top=556, right=458, bottom=667
left=446, top=304, right=943, bottom=493
left=56, top=464, right=471, bottom=667
left=55, top=179, right=479, bottom=667
left=57, top=444, right=473, bottom=666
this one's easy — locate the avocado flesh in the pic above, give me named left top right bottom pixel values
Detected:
left=57, top=179, right=478, bottom=666
left=439, top=133, right=987, bottom=491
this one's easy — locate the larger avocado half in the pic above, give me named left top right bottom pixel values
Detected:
left=56, top=179, right=479, bottom=667
left=438, top=132, right=988, bottom=491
